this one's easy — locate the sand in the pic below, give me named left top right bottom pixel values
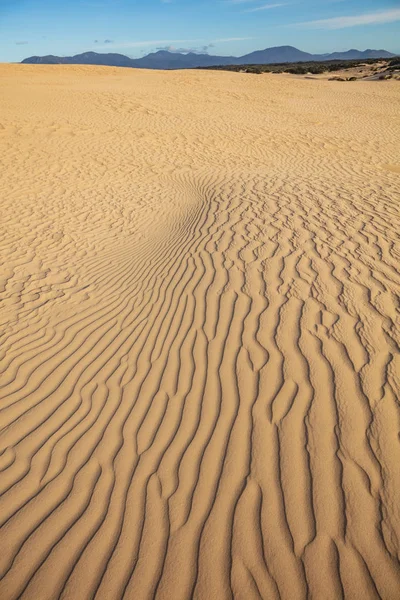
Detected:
left=0, top=64, right=399, bottom=600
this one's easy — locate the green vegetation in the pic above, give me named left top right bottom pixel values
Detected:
left=198, top=57, right=399, bottom=76
left=386, top=57, right=400, bottom=71
left=245, top=66, right=263, bottom=74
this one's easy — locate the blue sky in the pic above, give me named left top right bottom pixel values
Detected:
left=1, top=0, right=399, bottom=61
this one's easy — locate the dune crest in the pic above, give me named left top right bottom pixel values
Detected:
left=0, top=65, right=399, bottom=599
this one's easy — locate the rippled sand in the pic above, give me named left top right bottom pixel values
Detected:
left=0, top=64, right=400, bottom=599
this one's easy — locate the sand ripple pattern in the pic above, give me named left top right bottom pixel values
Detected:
left=0, top=65, right=400, bottom=599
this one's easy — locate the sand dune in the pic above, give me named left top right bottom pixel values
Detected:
left=0, top=64, right=400, bottom=599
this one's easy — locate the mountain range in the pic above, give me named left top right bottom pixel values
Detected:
left=21, top=46, right=396, bottom=70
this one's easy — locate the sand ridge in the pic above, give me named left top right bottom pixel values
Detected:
left=0, top=64, right=400, bottom=599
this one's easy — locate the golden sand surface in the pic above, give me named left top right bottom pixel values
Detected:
left=0, top=64, right=400, bottom=599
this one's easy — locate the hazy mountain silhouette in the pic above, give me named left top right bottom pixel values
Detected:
left=22, top=46, right=395, bottom=69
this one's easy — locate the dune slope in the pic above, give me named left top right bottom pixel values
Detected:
left=0, top=65, right=400, bottom=599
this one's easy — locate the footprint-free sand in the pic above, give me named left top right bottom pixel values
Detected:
left=0, top=64, right=400, bottom=599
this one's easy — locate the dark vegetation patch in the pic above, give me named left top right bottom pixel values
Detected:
left=198, top=57, right=399, bottom=76
left=386, top=57, right=400, bottom=71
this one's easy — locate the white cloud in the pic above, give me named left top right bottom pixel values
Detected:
left=156, top=44, right=213, bottom=54
left=244, top=3, right=288, bottom=12
left=94, top=37, right=253, bottom=50
left=295, top=8, right=400, bottom=29
left=224, top=0, right=288, bottom=9
left=214, top=37, right=254, bottom=42
left=94, top=39, right=202, bottom=50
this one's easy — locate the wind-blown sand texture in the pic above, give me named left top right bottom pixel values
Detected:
left=1, top=64, right=400, bottom=600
